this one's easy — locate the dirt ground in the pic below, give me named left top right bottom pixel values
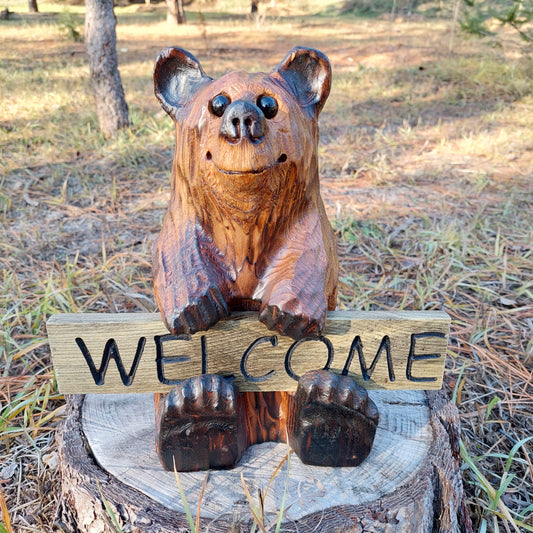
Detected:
left=1, top=1, right=532, bottom=531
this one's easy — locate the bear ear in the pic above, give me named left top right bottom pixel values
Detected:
left=154, top=47, right=212, bottom=119
left=274, top=47, right=331, bottom=117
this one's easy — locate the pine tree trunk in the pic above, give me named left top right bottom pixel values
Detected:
left=85, top=0, right=129, bottom=138
left=28, top=0, right=38, bottom=13
left=166, top=0, right=186, bottom=24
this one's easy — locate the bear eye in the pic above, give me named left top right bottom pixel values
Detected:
left=209, top=94, right=231, bottom=117
left=257, top=95, right=278, bottom=119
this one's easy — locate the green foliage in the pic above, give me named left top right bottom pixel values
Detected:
left=461, top=0, right=533, bottom=42
left=337, top=0, right=432, bottom=17
left=459, top=4, right=495, bottom=36
left=0, top=380, right=62, bottom=441
left=240, top=451, right=292, bottom=532
left=339, top=0, right=397, bottom=15
left=460, top=437, right=533, bottom=532
left=97, top=481, right=124, bottom=532
left=1, top=5, right=532, bottom=531
left=496, top=0, right=533, bottom=41
left=57, top=10, right=82, bottom=41
left=173, top=467, right=197, bottom=532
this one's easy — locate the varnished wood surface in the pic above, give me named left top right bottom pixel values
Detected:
left=47, top=310, right=450, bottom=393
left=287, top=370, right=378, bottom=467
left=155, top=370, right=378, bottom=471
left=152, top=46, right=338, bottom=340
left=146, top=46, right=453, bottom=472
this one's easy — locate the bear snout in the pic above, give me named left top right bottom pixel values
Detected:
left=220, top=100, right=266, bottom=144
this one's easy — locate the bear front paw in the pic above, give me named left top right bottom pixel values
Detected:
left=168, top=286, right=229, bottom=336
left=156, top=374, right=243, bottom=471
left=287, top=370, right=379, bottom=467
left=259, top=302, right=325, bottom=340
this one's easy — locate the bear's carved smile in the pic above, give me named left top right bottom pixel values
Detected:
left=207, top=151, right=288, bottom=175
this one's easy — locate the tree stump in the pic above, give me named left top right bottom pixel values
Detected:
left=56, top=389, right=472, bottom=532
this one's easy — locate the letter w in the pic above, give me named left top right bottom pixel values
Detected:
left=75, top=337, right=145, bottom=386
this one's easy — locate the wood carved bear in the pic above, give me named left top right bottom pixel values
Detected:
left=153, top=47, right=378, bottom=471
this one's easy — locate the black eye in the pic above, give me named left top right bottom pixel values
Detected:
left=209, top=94, right=231, bottom=117
left=257, top=95, right=278, bottom=119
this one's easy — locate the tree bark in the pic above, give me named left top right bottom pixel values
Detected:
left=57, top=390, right=473, bottom=532
left=84, top=0, right=129, bottom=138
left=166, top=0, right=186, bottom=24
left=28, top=0, right=38, bottom=13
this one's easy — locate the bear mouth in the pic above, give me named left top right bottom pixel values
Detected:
left=207, top=152, right=287, bottom=175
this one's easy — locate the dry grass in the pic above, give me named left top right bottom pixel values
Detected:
left=1, top=0, right=532, bottom=531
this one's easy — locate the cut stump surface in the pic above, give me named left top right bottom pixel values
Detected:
left=57, top=390, right=471, bottom=532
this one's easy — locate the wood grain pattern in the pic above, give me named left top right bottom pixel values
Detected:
left=155, top=370, right=379, bottom=470
left=55, top=390, right=472, bottom=532
left=152, top=46, right=338, bottom=341
left=49, top=46, right=454, bottom=474
left=287, top=370, right=379, bottom=467
left=147, top=45, right=452, bottom=471
left=47, top=310, right=450, bottom=394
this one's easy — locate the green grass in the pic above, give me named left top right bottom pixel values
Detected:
left=461, top=437, right=533, bottom=533
left=1, top=1, right=532, bottom=530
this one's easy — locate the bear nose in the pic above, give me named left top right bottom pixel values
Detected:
left=220, top=101, right=265, bottom=143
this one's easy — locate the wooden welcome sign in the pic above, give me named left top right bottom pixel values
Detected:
left=47, top=310, right=449, bottom=395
